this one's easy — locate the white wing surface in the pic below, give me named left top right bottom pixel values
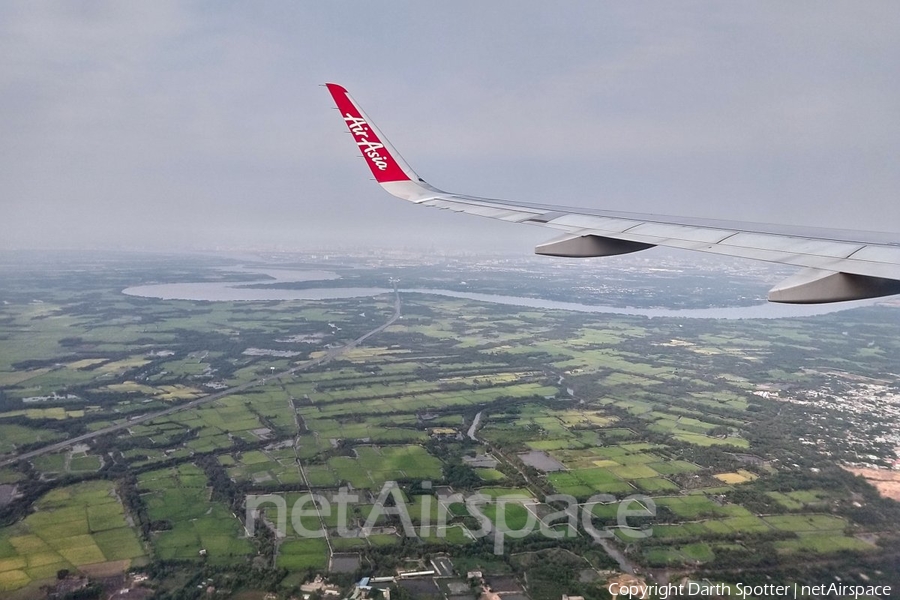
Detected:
left=326, top=83, right=900, bottom=304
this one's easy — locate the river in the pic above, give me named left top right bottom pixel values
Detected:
left=122, top=267, right=883, bottom=320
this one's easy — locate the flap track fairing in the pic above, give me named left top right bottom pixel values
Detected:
left=535, top=234, right=655, bottom=258
left=768, top=268, right=900, bottom=303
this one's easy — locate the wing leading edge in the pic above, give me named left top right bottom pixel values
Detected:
left=325, top=83, right=900, bottom=304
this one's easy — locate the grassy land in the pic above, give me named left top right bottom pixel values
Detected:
left=2, top=255, right=900, bottom=595
left=0, top=481, right=145, bottom=593
left=139, top=464, right=253, bottom=565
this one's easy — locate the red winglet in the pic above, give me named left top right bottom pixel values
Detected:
left=326, top=83, right=411, bottom=183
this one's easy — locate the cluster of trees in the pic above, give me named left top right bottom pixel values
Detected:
left=0, top=476, right=54, bottom=527
left=119, top=473, right=151, bottom=539
left=703, top=545, right=900, bottom=588
left=369, top=534, right=617, bottom=600
left=196, top=455, right=244, bottom=512
left=59, top=582, right=103, bottom=600
left=753, top=467, right=900, bottom=528
left=140, top=561, right=289, bottom=600
left=440, top=462, right=481, bottom=490
left=516, top=550, right=607, bottom=600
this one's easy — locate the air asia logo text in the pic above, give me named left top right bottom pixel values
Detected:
left=344, top=114, right=390, bottom=171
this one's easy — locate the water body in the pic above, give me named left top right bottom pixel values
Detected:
left=122, top=268, right=882, bottom=320
left=467, top=411, right=483, bottom=441
left=123, top=268, right=340, bottom=302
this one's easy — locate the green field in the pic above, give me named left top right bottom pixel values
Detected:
left=325, top=445, right=442, bottom=488
left=139, top=464, right=254, bottom=564
left=0, top=481, right=145, bottom=593
left=276, top=538, right=329, bottom=570
left=0, top=424, right=63, bottom=456
left=481, top=502, right=534, bottom=532
left=774, top=534, right=875, bottom=554
left=2, top=255, right=900, bottom=595
left=474, top=468, right=506, bottom=482
left=548, top=468, right=633, bottom=497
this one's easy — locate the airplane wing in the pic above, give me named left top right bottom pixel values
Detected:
left=325, top=83, right=900, bottom=304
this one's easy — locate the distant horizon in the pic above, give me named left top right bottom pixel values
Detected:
left=0, top=243, right=798, bottom=273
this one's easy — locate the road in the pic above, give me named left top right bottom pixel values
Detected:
left=0, top=291, right=401, bottom=468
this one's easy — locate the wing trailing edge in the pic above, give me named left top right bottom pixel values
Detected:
left=326, top=83, right=900, bottom=304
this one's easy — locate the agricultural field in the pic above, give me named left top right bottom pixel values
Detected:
left=224, top=447, right=304, bottom=486
left=1, top=253, right=900, bottom=598
left=0, top=481, right=145, bottom=593
left=0, top=425, right=63, bottom=456
left=139, top=464, right=254, bottom=564
left=277, top=538, right=329, bottom=570
left=322, top=445, right=443, bottom=489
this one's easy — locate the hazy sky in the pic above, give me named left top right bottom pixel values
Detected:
left=2, top=2, right=899, bottom=253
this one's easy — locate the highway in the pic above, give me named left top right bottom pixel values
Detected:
left=0, top=291, right=401, bottom=468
